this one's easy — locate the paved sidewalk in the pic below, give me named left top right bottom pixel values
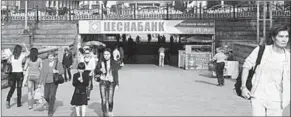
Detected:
left=1, top=65, right=290, bottom=116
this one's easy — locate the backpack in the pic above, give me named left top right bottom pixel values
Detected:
left=234, top=45, right=265, bottom=99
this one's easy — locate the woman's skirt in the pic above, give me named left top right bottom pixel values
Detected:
left=70, top=88, right=88, bottom=106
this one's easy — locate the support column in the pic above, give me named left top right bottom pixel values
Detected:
left=263, top=1, right=266, bottom=40
left=89, top=1, right=92, bottom=9
left=46, top=1, right=49, bottom=8
left=221, top=1, right=224, bottom=6
left=256, top=1, right=260, bottom=43
left=23, top=0, right=29, bottom=34
left=56, top=0, right=59, bottom=16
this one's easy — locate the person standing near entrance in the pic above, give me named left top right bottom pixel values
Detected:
left=212, top=47, right=227, bottom=86
left=127, top=36, right=134, bottom=61
left=241, top=24, right=290, bottom=116
left=62, top=48, right=73, bottom=82
left=6, top=43, right=30, bottom=109
left=95, top=48, right=122, bottom=117
left=158, top=45, right=165, bottom=66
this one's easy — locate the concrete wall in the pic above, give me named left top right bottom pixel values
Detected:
left=233, top=42, right=257, bottom=70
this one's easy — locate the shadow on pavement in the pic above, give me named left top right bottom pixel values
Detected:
left=54, top=100, right=64, bottom=111
left=283, top=104, right=290, bottom=116
left=195, top=80, right=217, bottom=86
left=10, top=94, right=28, bottom=107
left=70, top=107, right=76, bottom=116
left=199, top=73, right=216, bottom=78
left=88, top=102, right=102, bottom=116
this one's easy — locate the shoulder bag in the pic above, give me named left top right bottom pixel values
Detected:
left=234, top=45, right=265, bottom=99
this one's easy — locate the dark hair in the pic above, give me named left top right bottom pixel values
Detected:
left=29, top=48, right=39, bottom=62
left=77, top=62, right=86, bottom=70
left=65, top=48, right=69, bottom=52
left=79, top=48, right=84, bottom=54
left=102, top=48, right=113, bottom=60
left=48, top=51, right=56, bottom=57
left=266, top=24, right=290, bottom=45
left=102, top=48, right=113, bottom=75
left=13, top=45, right=22, bottom=59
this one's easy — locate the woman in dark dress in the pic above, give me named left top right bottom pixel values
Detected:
left=71, top=62, right=89, bottom=116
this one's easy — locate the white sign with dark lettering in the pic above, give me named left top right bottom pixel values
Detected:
left=79, top=20, right=215, bottom=34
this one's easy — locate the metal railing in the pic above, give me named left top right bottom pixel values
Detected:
left=1, top=2, right=290, bottom=21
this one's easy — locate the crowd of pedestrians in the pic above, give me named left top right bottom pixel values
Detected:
left=4, top=42, right=123, bottom=117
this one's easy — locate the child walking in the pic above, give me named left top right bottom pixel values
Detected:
left=71, top=63, right=90, bottom=116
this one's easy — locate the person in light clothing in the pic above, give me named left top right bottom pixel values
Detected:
left=241, top=24, right=290, bottom=116
left=158, top=46, right=165, bottom=66
left=212, top=47, right=227, bottom=86
left=6, top=43, right=30, bottom=108
left=83, top=48, right=96, bottom=101
left=113, top=45, right=120, bottom=61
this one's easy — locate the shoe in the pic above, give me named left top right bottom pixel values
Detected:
left=43, top=105, right=48, bottom=110
left=217, top=84, right=223, bottom=86
left=48, top=113, right=53, bottom=117
left=108, top=112, right=114, bottom=117
left=17, top=104, right=22, bottom=107
left=103, top=112, right=107, bottom=117
left=6, top=101, right=10, bottom=109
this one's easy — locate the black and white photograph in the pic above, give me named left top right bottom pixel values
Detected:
left=0, top=0, right=290, bottom=116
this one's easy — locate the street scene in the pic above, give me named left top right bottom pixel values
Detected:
left=1, top=0, right=291, bottom=116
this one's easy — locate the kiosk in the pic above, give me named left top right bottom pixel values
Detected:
left=177, top=20, right=215, bottom=70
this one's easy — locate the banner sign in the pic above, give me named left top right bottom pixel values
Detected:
left=79, top=20, right=215, bottom=34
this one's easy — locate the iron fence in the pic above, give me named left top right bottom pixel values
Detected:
left=1, top=1, right=290, bottom=21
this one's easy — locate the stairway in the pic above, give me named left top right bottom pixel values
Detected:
left=1, top=21, right=32, bottom=50
left=32, top=21, right=78, bottom=48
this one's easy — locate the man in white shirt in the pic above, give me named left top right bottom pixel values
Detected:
left=212, top=47, right=227, bottom=86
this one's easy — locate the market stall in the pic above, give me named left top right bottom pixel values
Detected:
left=177, top=20, right=215, bottom=70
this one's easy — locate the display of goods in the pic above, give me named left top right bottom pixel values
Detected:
left=185, top=53, right=212, bottom=70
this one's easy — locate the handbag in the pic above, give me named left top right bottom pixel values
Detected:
left=34, top=86, right=45, bottom=104
left=53, top=59, right=64, bottom=84
left=208, top=61, right=216, bottom=71
left=234, top=45, right=265, bottom=99
left=4, top=62, right=12, bottom=74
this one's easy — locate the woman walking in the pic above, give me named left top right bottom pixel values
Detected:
left=71, top=62, right=90, bottom=116
left=95, top=48, right=122, bottom=117
left=241, top=24, right=290, bottom=116
left=83, top=47, right=96, bottom=101
left=40, top=51, right=64, bottom=116
left=23, top=48, right=43, bottom=110
left=6, top=43, right=29, bottom=108
left=62, top=48, right=73, bottom=82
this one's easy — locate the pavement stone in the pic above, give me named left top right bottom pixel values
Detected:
left=1, top=65, right=290, bottom=116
